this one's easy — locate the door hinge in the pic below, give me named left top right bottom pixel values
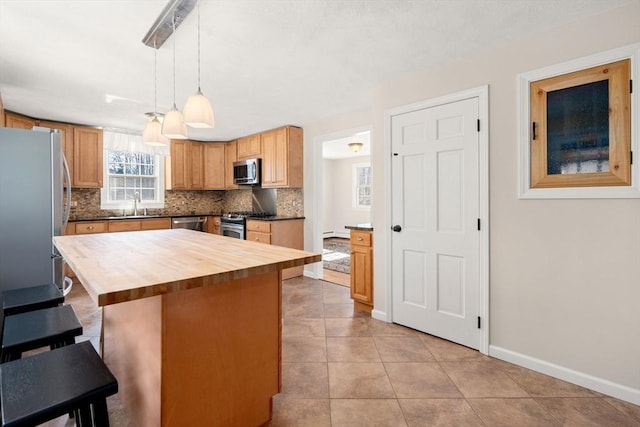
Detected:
left=631, top=79, right=633, bottom=94
left=631, top=151, right=633, bottom=165
left=477, top=316, right=481, bottom=329
left=477, top=119, right=480, bottom=132
left=477, top=218, right=481, bottom=231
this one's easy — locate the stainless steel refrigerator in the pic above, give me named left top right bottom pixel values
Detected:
left=0, top=127, right=71, bottom=293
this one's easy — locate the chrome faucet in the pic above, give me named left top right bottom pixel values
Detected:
left=133, top=191, right=140, bottom=216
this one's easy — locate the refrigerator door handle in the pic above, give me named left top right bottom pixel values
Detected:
left=62, top=153, right=71, bottom=230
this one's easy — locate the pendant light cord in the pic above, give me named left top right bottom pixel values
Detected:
left=197, top=2, right=201, bottom=92
left=153, top=40, right=158, bottom=116
left=172, top=15, right=177, bottom=108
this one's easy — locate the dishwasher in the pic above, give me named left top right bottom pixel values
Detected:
left=171, top=216, right=207, bottom=231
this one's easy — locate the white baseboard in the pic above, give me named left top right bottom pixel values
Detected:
left=371, top=309, right=389, bottom=322
left=489, top=345, right=640, bottom=406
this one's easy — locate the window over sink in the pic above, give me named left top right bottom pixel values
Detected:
left=100, top=131, right=166, bottom=210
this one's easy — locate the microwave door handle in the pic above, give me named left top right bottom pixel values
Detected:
left=253, top=164, right=257, bottom=181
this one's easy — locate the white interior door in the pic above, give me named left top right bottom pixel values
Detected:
left=391, top=97, right=481, bottom=349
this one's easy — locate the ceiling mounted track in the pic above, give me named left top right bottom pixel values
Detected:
left=142, top=0, right=197, bottom=49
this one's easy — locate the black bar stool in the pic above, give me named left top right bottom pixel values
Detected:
left=2, top=283, right=64, bottom=316
left=1, top=305, right=82, bottom=363
left=0, top=341, right=118, bottom=427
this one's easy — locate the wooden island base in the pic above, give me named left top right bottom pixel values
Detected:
left=103, top=270, right=281, bottom=427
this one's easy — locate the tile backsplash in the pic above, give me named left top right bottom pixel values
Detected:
left=70, top=187, right=303, bottom=219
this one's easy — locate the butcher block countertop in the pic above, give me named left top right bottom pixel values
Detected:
left=53, top=229, right=321, bottom=307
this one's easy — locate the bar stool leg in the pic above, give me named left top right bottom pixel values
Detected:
left=76, top=405, right=93, bottom=426
left=91, top=398, right=110, bottom=427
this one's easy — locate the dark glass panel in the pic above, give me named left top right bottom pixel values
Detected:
left=547, top=80, right=609, bottom=175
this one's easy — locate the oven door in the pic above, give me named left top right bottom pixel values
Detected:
left=220, top=221, right=245, bottom=239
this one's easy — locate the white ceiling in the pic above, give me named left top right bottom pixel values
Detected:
left=0, top=0, right=632, bottom=141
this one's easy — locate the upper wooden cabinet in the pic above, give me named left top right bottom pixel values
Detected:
left=204, top=143, right=225, bottom=190
left=169, top=140, right=227, bottom=190
left=225, top=141, right=239, bottom=190
left=167, top=140, right=189, bottom=190
left=189, top=142, right=204, bottom=190
left=0, top=95, right=5, bottom=127
left=6, top=113, right=103, bottom=188
left=4, top=112, right=37, bottom=129
left=237, top=134, right=261, bottom=159
left=73, top=127, right=103, bottom=188
left=261, top=126, right=303, bottom=188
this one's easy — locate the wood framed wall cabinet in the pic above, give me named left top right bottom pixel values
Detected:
left=518, top=43, right=640, bottom=199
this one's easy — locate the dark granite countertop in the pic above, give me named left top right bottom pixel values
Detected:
left=345, top=223, right=373, bottom=231
left=70, top=213, right=222, bottom=222
left=247, top=216, right=305, bottom=222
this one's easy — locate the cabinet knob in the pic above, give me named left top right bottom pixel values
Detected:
left=391, top=224, right=402, bottom=232
left=88, top=226, right=94, bottom=230
left=357, top=237, right=363, bottom=241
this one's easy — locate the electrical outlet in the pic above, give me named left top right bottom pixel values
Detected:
left=70, top=201, right=78, bottom=207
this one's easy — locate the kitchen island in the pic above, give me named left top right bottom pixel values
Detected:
left=53, top=229, right=321, bottom=427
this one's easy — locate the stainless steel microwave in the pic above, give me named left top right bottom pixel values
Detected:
left=233, top=158, right=261, bottom=185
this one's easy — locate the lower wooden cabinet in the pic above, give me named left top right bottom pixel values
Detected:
left=350, top=230, right=373, bottom=313
left=246, top=219, right=304, bottom=279
left=205, top=216, right=221, bottom=235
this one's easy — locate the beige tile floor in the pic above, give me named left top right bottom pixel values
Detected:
left=50, top=277, right=640, bottom=426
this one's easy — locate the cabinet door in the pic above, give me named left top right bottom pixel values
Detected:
left=189, top=142, right=204, bottom=189
left=40, top=121, right=74, bottom=187
left=350, top=245, right=373, bottom=305
left=203, top=143, right=225, bottom=190
left=225, top=140, right=239, bottom=189
left=5, top=112, right=37, bottom=129
left=73, top=127, right=103, bottom=188
left=169, top=140, right=189, bottom=189
left=261, top=128, right=288, bottom=188
left=237, top=134, right=261, bottom=159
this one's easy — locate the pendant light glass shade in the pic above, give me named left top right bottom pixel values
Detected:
left=143, top=116, right=169, bottom=146
left=183, top=89, right=214, bottom=128
left=183, top=2, right=215, bottom=128
left=162, top=105, right=188, bottom=139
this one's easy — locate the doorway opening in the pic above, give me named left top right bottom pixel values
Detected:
left=320, top=129, right=371, bottom=287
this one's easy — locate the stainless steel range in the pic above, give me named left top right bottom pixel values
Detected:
left=220, top=212, right=271, bottom=239
left=220, top=188, right=277, bottom=240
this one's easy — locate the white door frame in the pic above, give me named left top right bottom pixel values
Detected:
left=310, top=125, right=372, bottom=281
left=384, top=85, right=490, bottom=355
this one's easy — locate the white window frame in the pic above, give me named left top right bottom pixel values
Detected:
left=517, top=43, right=640, bottom=199
left=352, top=162, right=372, bottom=210
left=100, top=149, right=165, bottom=210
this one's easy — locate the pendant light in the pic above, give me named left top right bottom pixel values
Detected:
left=162, top=15, right=188, bottom=139
left=143, top=40, right=169, bottom=146
left=183, top=1, right=215, bottom=128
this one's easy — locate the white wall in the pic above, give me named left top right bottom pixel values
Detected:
left=323, top=156, right=371, bottom=237
left=370, top=2, right=640, bottom=402
left=304, top=1, right=640, bottom=404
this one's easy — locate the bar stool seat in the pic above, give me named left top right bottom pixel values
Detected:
left=2, top=284, right=64, bottom=316
left=0, top=341, right=118, bottom=427
left=1, top=305, right=82, bottom=363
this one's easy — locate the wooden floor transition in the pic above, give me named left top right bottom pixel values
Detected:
left=323, top=268, right=350, bottom=287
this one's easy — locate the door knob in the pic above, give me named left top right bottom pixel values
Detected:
left=391, top=225, right=402, bottom=232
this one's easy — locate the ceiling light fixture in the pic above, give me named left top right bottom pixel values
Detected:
left=143, top=40, right=169, bottom=146
left=183, top=1, right=214, bottom=128
left=348, top=142, right=363, bottom=153
left=161, top=15, right=188, bottom=139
